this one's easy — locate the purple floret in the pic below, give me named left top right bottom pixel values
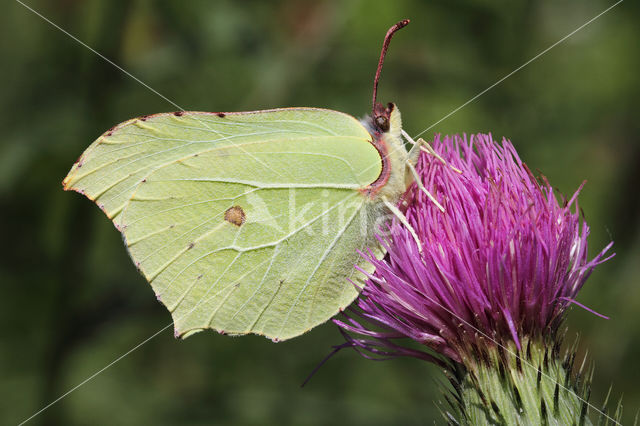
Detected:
left=336, top=133, right=613, bottom=364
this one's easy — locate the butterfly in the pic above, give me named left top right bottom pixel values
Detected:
left=63, top=19, right=441, bottom=341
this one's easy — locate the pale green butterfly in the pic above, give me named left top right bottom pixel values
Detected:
left=63, top=20, right=440, bottom=341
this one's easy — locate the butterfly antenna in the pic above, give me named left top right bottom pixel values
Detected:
left=372, top=19, right=410, bottom=115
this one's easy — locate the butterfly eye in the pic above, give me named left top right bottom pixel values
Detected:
left=375, top=115, right=390, bottom=132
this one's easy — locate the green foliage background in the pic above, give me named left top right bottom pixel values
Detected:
left=2, top=1, right=638, bottom=424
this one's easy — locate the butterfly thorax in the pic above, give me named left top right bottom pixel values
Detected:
left=359, top=103, right=409, bottom=203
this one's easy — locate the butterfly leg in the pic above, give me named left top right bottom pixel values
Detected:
left=382, top=197, right=422, bottom=252
left=405, top=161, right=445, bottom=212
left=417, top=137, right=463, bottom=174
left=403, top=130, right=462, bottom=174
left=400, top=131, right=445, bottom=212
left=401, top=130, right=421, bottom=166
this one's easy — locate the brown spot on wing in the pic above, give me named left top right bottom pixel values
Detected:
left=224, top=206, right=246, bottom=226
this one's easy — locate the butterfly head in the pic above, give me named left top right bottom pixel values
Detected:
left=372, top=102, right=392, bottom=132
left=367, top=101, right=402, bottom=139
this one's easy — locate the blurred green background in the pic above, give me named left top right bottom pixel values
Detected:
left=2, top=0, right=638, bottom=424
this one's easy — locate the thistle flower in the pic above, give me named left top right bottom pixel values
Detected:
left=334, top=134, right=615, bottom=423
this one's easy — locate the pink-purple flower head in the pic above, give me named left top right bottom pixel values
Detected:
left=336, top=133, right=613, bottom=365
